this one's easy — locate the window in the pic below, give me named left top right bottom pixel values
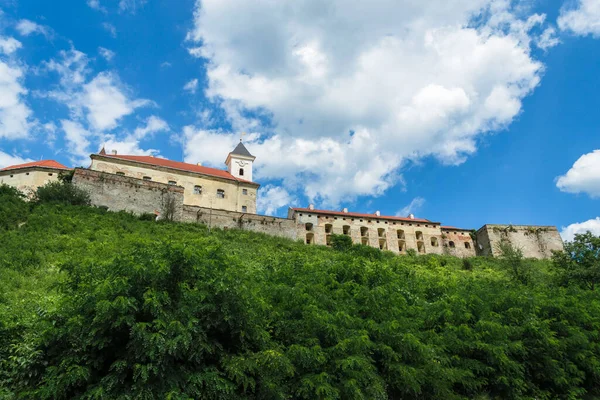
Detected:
left=465, top=242, right=471, bottom=249
left=168, top=180, right=177, bottom=186
left=242, top=206, right=247, bottom=213
left=326, top=236, right=332, bottom=246
left=449, top=241, right=455, bottom=248
left=306, top=233, right=314, bottom=244
left=360, top=227, right=369, bottom=237
left=116, top=172, right=125, bottom=176
left=26, top=172, right=29, bottom=176
left=194, top=185, right=202, bottom=195
left=417, top=242, right=426, bottom=254
left=397, top=229, right=405, bottom=239
left=378, top=228, right=386, bottom=238
left=143, top=176, right=152, bottom=181
left=48, top=173, right=53, bottom=176
left=343, top=225, right=350, bottom=235
left=242, top=189, right=248, bottom=195
left=431, top=237, right=439, bottom=247
left=217, top=189, right=225, bottom=198
left=239, top=168, right=244, bottom=176
left=325, top=224, right=333, bottom=234
left=379, top=239, right=387, bottom=250
left=305, top=223, right=313, bottom=231
left=416, top=231, right=424, bottom=241
left=398, top=240, right=406, bottom=252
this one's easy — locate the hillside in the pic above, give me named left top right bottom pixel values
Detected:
left=1, top=185, right=600, bottom=399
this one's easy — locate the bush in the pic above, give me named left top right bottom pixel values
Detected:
left=553, top=231, right=600, bottom=290
left=138, top=212, right=157, bottom=221
left=0, top=184, right=28, bottom=230
left=331, top=234, right=352, bottom=251
left=34, top=181, right=91, bottom=206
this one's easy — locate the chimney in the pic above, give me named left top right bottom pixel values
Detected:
left=111, top=150, right=117, bottom=155
left=375, top=210, right=381, bottom=216
left=408, top=213, right=415, bottom=219
left=308, top=203, right=314, bottom=210
left=197, top=162, right=202, bottom=166
left=342, top=207, right=348, bottom=213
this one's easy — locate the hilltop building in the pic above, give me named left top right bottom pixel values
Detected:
left=88, top=142, right=259, bottom=214
left=0, top=141, right=565, bottom=259
left=288, top=207, right=476, bottom=257
left=0, top=160, right=71, bottom=196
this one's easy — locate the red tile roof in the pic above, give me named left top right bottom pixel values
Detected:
left=291, top=207, right=437, bottom=224
left=95, top=154, right=259, bottom=185
left=441, top=226, right=472, bottom=231
left=1, top=160, right=71, bottom=172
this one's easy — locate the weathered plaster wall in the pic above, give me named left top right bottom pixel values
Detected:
left=0, top=168, right=63, bottom=197
left=90, top=158, right=257, bottom=214
left=290, top=210, right=476, bottom=255
left=441, top=229, right=477, bottom=258
left=73, top=168, right=184, bottom=220
left=182, top=205, right=297, bottom=240
left=476, top=224, right=564, bottom=259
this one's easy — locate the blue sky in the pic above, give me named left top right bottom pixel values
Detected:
left=1, top=0, right=600, bottom=240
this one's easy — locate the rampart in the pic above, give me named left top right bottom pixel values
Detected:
left=182, top=205, right=297, bottom=240
left=73, top=168, right=184, bottom=220
left=476, top=224, right=564, bottom=259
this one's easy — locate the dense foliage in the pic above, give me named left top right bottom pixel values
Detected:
left=33, top=181, right=91, bottom=206
left=1, top=185, right=600, bottom=399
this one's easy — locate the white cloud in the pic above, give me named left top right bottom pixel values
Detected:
left=98, top=47, right=115, bottom=61
left=0, top=56, right=34, bottom=139
left=561, top=217, right=600, bottom=242
left=160, top=61, right=172, bottom=68
left=82, top=72, right=150, bottom=131
left=0, top=37, right=22, bottom=55
left=0, top=151, right=32, bottom=169
left=185, top=0, right=547, bottom=205
left=183, top=78, right=198, bottom=94
left=61, top=119, right=91, bottom=164
left=558, top=0, right=600, bottom=37
left=397, top=197, right=426, bottom=217
left=119, top=0, right=147, bottom=13
left=537, top=27, right=560, bottom=50
left=556, top=149, right=600, bottom=198
left=15, top=19, right=49, bottom=37
left=133, top=115, right=168, bottom=139
left=87, top=0, right=107, bottom=13
left=102, top=22, right=117, bottom=38
left=257, top=185, right=294, bottom=216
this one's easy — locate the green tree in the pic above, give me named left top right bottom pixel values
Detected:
left=553, top=231, right=600, bottom=290
left=33, top=181, right=90, bottom=206
left=0, top=184, right=28, bottom=230
left=496, top=240, right=532, bottom=285
left=330, top=234, right=352, bottom=252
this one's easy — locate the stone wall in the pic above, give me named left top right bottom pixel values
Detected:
left=182, top=205, right=298, bottom=240
left=73, top=168, right=184, bottom=220
left=476, top=224, right=564, bottom=259
left=441, top=228, right=477, bottom=258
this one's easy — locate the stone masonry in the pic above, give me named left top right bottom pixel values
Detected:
left=476, top=224, right=564, bottom=259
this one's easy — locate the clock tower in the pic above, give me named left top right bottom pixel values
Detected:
left=225, top=140, right=256, bottom=182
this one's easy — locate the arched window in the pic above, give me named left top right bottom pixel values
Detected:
left=305, top=223, right=313, bottom=231
left=449, top=241, right=455, bottom=248
left=325, top=224, right=333, bottom=234
left=397, top=229, right=405, bottom=239
left=239, top=168, right=244, bottom=176
left=417, top=242, right=426, bottom=253
left=465, top=242, right=471, bottom=249
left=343, top=225, right=351, bottom=235
left=431, top=237, right=439, bottom=247
left=360, top=227, right=369, bottom=237
left=398, top=240, right=406, bottom=252
left=415, top=231, right=423, bottom=241
left=378, top=228, right=386, bottom=238
left=306, top=233, right=314, bottom=244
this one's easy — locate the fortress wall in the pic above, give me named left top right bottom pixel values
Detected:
left=73, top=168, right=184, bottom=220
left=182, top=205, right=298, bottom=240
left=441, top=229, right=477, bottom=258
left=476, top=224, right=564, bottom=259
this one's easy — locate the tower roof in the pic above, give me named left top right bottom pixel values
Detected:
left=230, top=141, right=254, bottom=158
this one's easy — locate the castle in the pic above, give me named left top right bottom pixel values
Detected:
left=0, top=143, right=565, bottom=259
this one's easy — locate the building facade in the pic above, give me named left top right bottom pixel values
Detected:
left=0, top=160, right=71, bottom=196
left=89, top=142, right=259, bottom=214
left=288, top=207, right=477, bottom=257
left=476, top=224, right=564, bottom=259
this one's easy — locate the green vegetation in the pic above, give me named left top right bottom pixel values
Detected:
left=1, top=184, right=600, bottom=399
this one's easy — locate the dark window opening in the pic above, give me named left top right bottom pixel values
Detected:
left=217, top=189, right=225, bottom=198
left=239, top=168, right=244, bottom=176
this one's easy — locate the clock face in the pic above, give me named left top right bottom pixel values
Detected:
left=236, top=160, right=249, bottom=167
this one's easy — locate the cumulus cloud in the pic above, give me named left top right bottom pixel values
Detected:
left=257, top=185, right=294, bottom=215
left=558, top=0, right=600, bottom=37
left=561, top=217, right=600, bottom=242
left=185, top=0, right=548, bottom=205
left=15, top=19, right=49, bottom=37
left=397, top=197, right=426, bottom=217
left=183, top=78, right=198, bottom=94
left=0, top=41, right=34, bottom=140
left=98, top=47, right=115, bottom=61
left=556, top=150, right=600, bottom=198
left=0, top=151, right=32, bottom=169
left=61, top=119, right=91, bottom=164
